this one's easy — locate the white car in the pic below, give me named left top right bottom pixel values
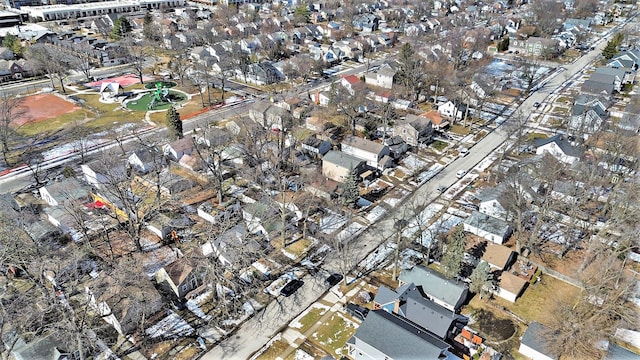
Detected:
left=456, top=170, right=467, bottom=179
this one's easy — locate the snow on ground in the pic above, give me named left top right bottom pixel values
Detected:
left=264, top=273, right=297, bottom=296
left=145, top=311, right=194, bottom=339
left=402, top=203, right=444, bottom=239
left=290, top=303, right=331, bottom=329
left=42, top=139, right=107, bottom=160
left=360, top=241, right=395, bottom=271
left=294, top=349, right=315, bottom=360
left=413, top=164, right=445, bottom=186
left=319, top=210, right=347, bottom=234
left=186, top=289, right=213, bottom=321
left=401, top=154, right=428, bottom=174
left=415, top=214, right=464, bottom=247
left=446, top=207, right=470, bottom=218
left=337, top=222, right=366, bottom=242
left=365, top=205, right=387, bottom=223
left=383, top=188, right=411, bottom=208
left=443, top=173, right=480, bottom=200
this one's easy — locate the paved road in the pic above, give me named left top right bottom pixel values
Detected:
left=201, top=17, right=639, bottom=360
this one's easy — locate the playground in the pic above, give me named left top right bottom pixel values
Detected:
left=124, top=82, right=187, bottom=111
left=87, top=74, right=153, bottom=88
left=12, top=93, right=81, bottom=127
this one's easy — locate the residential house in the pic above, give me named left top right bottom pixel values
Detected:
left=438, top=100, right=465, bottom=120
left=225, top=116, right=261, bottom=137
left=607, top=49, right=640, bottom=71
left=322, top=150, right=366, bottom=182
left=309, top=90, right=331, bottom=106
left=242, top=198, right=290, bottom=239
left=494, top=270, right=528, bottom=302
left=509, top=37, right=560, bottom=57
left=563, top=18, right=592, bottom=32
left=0, top=47, right=13, bottom=60
left=569, top=95, right=609, bottom=135
left=341, top=135, right=391, bottom=170
left=533, top=134, right=582, bottom=164
left=373, top=283, right=467, bottom=340
left=163, top=137, right=195, bottom=162
left=383, top=136, right=408, bottom=159
left=398, top=266, right=469, bottom=313
left=155, top=256, right=206, bottom=300
left=463, top=211, right=512, bottom=244
left=352, top=13, right=379, bottom=32
left=477, top=186, right=509, bottom=220
left=518, top=322, right=557, bottom=360
left=39, top=178, right=91, bottom=207
left=346, top=310, right=454, bottom=360
left=245, top=62, right=280, bottom=85
left=364, top=62, right=397, bottom=89
left=248, top=101, right=272, bottom=126
left=341, top=74, right=362, bottom=95
left=128, top=148, right=161, bottom=174
left=422, top=110, right=449, bottom=130
left=202, top=224, right=268, bottom=268
left=301, top=136, right=332, bottom=157
left=481, top=242, right=516, bottom=271
left=147, top=212, right=194, bottom=240
left=392, top=114, right=434, bottom=147
left=11, top=333, right=78, bottom=360
left=0, top=59, right=30, bottom=82
left=80, top=160, right=129, bottom=191
left=265, top=105, right=290, bottom=131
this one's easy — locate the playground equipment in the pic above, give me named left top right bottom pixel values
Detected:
left=147, top=82, right=172, bottom=109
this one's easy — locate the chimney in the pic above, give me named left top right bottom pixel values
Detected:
left=393, top=298, right=400, bottom=314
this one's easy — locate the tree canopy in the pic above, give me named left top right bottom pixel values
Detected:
left=166, top=106, right=183, bottom=140
left=441, top=224, right=466, bottom=279
left=111, top=16, right=132, bottom=40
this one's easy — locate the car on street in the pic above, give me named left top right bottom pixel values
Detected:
left=456, top=170, right=467, bottom=179
left=280, top=279, right=304, bottom=297
left=533, top=102, right=541, bottom=108
left=325, top=273, right=343, bottom=287
left=437, top=185, right=447, bottom=193
left=458, top=146, right=469, bottom=156
left=344, top=303, right=369, bottom=321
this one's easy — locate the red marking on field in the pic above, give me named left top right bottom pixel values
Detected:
left=87, top=74, right=153, bottom=88
left=12, top=93, right=80, bottom=126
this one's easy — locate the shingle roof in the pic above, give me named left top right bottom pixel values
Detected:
left=533, top=134, right=582, bottom=158
left=323, top=150, right=364, bottom=169
left=521, top=322, right=558, bottom=359
left=397, top=284, right=457, bottom=339
left=341, top=135, right=386, bottom=155
left=398, top=266, right=468, bottom=311
left=465, top=211, right=511, bottom=237
left=351, top=310, right=450, bottom=359
left=481, top=243, right=514, bottom=270
left=373, top=285, right=398, bottom=305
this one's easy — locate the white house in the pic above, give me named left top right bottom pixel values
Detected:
left=495, top=271, right=527, bottom=302
left=39, top=178, right=90, bottom=207
left=341, top=135, right=390, bottom=170
left=437, top=100, right=465, bottom=120
left=364, top=63, right=396, bottom=89
left=533, top=135, right=582, bottom=164
left=463, top=211, right=512, bottom=244
left=519, top=322, right=557, bottom=360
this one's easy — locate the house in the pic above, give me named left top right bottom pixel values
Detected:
left=155, top=256, right=206, bottom=300
left=569, top=95, right=609, bottom=135
left=495, top=271, right=528, bottom=302
left=398, top=266, right=469, bottom=313
left=533, top=135, right=582, bottom=164
left=81, top=160, right=129, bottom=191
left=202, top=224, right=268, bottom=268
left=163, top=137, right=195, bottom=162
left=301, top=136, right=332, bottom=157
left=352, top=13, right=379, bottom=32
left=364, top=63, right=397, bottom=89
left=518, top=322, right=557, bottom=360
left=477, top=186, right=509, bottom=220
left=309, top=90, right=331, bottom=106
left=265, top=105, right=290, bottom=131
left=604, top=344, right=640, bottom=359
left=245, top=62, right=280, bottom=85
left=463, top=211, right=512, bottom=244
left=322, top=150, right=366, bottom=182
left=11, top=333, right=77, bottom=360
left=392, top=114, right=433, bottom=147
left=346, top=310, right=454, bottom=360
left=39, top=178, right=91, bottom=207
left=480, top=242, right=516, bottom=271
left=341, top=74, right=362, bottom=95
left=509, top=37, right=560, bottom=57
left=607, top=49, right=640, bottom=71
left=0, top=47, right=14, bottom=60
left=225, top=116, right=261, bottom=137
left=373, top=283, right=467, bottom=340
left=438, top=100, right=465, bottom=120
left=383, top=136, right=408, bottom=159
left=422, top=110, right=449, bottom=130
left=341, top=135, right=390, bottom=170
left=248, top=101, right=272, bottom=126
left=241, top=198, right=288, bottom=238
left=128, top=148, right=161, bottom=174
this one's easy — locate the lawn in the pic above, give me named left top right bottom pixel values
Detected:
left=525, top=133, right=547, bottom=141
left=284, top=238, right=313, bottom=258
left=256, top=339, right=290, bottom=360
left=473, top=130, right=488, bottom=142
left=450, top=124, right=471, bottom=135
left=18, top=108, right=94, bottom=136
left=431, top=140, right=449, bottom=152
left=310, top=313, right=357, bottom=358
left=295, top=307, right=326, bottom=333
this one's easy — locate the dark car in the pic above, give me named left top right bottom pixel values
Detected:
left=437, top=185, right=448, bottom=193
left=345, top=303, right=369, bottom=321
left=280, top=279, right=304, bottom=297
left=325, top=273, right=343, bottom=287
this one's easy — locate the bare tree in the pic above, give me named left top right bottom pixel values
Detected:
left=531, top=0, right=565, bottom=36
left=0, top=95, right=27, bottom=166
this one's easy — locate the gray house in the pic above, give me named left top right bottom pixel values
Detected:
left=392, top=114, right=434, bottom=147
left=463, top=211, right=512, bottom=245
left=570, top=95, right=609, bottom=135
left=398, top=266, right=469, bottom=313
left=518, top=322, right=557, bottom=360
left=347, top=310, right=453, bottom=360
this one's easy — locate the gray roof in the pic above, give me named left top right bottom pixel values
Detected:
left=582, top=78, right=614, bottom=95
left=521, top=322, right=558, bottom=359
left=11, top=333, right=67, bottom=360
left=398, top=266, right=468, bottom=310
left=397, top=284, right=457, bottom=339
left=476, top=186, right=505, bottom=203
left=373, top=285, right=398, bottom=305
left=41, top=177, right=90, bottom=204
left=323, top=150, right=364, bottom=169
left=594, top=66, right=627, bottom=79
left=572, top=95, right=608, bottom=117
left=533, top=134, right=582, bottom=158
left=342, top=135, right=386, bottom=155
left=351, top=310, right=450, bottom=359
left=464, top=211, right=511, bottom=237
left=605, top=344, right=640, bottom=360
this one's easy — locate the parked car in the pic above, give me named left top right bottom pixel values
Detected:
left=456, top=170, right=467, bottom=179
left=280, top=279, right=304, bottom=297
left=459, top=147, right=469, bottom=156
left=325, top=273, right=343, bottom=287
left=437, top=185, right=448, bottom=193
left=345, top=303, right=369, bottom=321
left=533, top=102, right=541, bottom=108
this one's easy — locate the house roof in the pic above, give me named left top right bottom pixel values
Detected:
left=498, top=270, right=527, bottom=294
left=398, top=266, right=468, bottom=310
left=521, top=321, right=557, bottom=359
left=533, top=134, right=582, bottom=158
left=41, top=177, right=90, bottom=204
left=342, top=135, right=386, bottom=154
left=582, top=79, right=614, bottom=95
left=465, top=211, right=511, bottom=237
left=481, top=242, right=514, bottom=270
left=421, top=110, right=446, bottom=126
left=163, top=258, right=194, bottom=286
left=397, top=284, right=457, bottom=339
left=323, top=150, right=364, bottom=169
left=605, top=344, right=640, bottom=360
left=373, top=285, right=398, bottom=305
left=350, top=310, right=450, bottom=359
left=342, top=74, right=361, bottom=85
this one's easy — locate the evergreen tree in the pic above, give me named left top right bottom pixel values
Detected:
left=166, top=106, right=183, bottom=140
left=2, top=34, right=22, bottom=57
left=142, top=11, right=160, bottom=42
left=469, top=261, right=493, bottom=298
left=293, top=5, right=310, bottom=24
left=602, top=40, right=618, bottom=60
left=497, top=37, right=510, bottom=52
left=110, top=16, right=132, bottom=40
left=340, top=170, right=360, bottom=207
left=441, top=224, right=466, bottom=279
